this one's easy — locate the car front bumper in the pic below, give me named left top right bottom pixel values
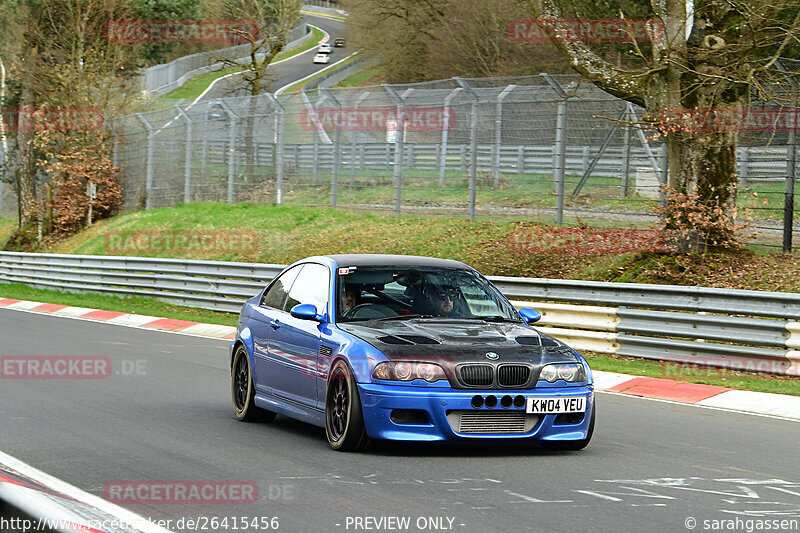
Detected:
left=358, top=382, right=594, bottom=442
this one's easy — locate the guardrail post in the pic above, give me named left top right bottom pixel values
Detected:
left=136, top=113, right=155, bottom=210
left=440, top=88, right=462, bottom=186
left=383, top=85, right=412, bottom=215
left=176, top=106, right=192, bottom=204
left=784, top=129, right=796, bottom=253
left=265, top=93, right=286, bottom=205
left=455, top=78, right=480, bottom=221
left=541, top=74, right=568, bottom=226
left=351, top=91, right=370, bottom=188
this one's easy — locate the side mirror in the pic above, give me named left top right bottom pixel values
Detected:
left=290, top=303, right=325, bottom=322
left=518, top=307, right=542, bottom=324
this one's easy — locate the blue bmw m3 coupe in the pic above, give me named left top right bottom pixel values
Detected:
left=231, top=254, right=595, bottom=451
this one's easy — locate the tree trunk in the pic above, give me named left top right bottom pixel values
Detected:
left=17, top=87, right=37, bottom=228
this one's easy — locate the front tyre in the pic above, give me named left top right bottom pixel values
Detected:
left=232, top=345, right=276, bottom=422
left=325, top=360, right=369, bottom=452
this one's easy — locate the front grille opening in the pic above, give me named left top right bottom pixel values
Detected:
left=554, top=413, right=585, bottom=425
left=459, top=364, right=493, bottom=387
left=513, top=395, right=526, bottom=408
left=484, top=395, right=498, bottom=408
left=498, top=365, right=530, bottom=387
left=390, top=409, right=430, bottom=425
left=500, top=395, right=513, bottom=408
left=471, top=395, right=484, bottom=409
left=446, top=410, right=538, bottom=434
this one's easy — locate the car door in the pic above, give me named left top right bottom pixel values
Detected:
left=250, top=265, right=303, bottom=395
left=267, top=262, right=330, bottom=408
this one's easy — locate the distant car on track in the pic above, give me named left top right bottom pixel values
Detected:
left=313, top=53, right=330, bottom=64
left=334, top=37, right=345, bottom=47
left=230, top=255, right=595, bottom=452
left=318, top=43, right=333, bottom=54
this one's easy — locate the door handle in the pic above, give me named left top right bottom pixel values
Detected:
left=270, top=319, right=281, bottom=330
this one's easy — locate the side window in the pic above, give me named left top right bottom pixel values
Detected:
left=284, top=263, right=330, bottom=314
left=261, top=266, right=302, bottom=309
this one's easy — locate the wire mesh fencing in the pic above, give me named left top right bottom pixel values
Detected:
left=98, top=74, right=799, bottom=249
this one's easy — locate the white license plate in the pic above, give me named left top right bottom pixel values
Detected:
left=526, top=396, right=586, bottom=414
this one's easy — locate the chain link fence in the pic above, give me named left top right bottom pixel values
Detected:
left=2, top=74, right=797, bottom=250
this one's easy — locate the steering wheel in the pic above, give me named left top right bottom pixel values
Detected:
left=343, top=303, right=373, bottom=318
left=343, top=303, right=397, bottom=320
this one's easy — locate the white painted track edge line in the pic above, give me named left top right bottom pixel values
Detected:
left=0, top=306, right=233, bottom=343
left=0, top=449, right=174, bottom=533
left=597, top=390, right=800, bottom=423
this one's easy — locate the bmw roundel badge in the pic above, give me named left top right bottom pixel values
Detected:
left=486, top=352, right=499, bottom=360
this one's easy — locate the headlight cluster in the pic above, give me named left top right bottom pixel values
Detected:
left=538, top=363, right=586, bottom=383
left=372, top=361, right=447, bottom=383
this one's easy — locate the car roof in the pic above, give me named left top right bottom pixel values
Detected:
left=319, top=254, right=471, bottom=270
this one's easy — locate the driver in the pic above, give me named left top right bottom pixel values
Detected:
left=430, top=290, right=455, bottom=316
left=341, top=285, right=359, bottom=315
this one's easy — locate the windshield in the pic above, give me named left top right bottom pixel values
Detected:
left=336, top=266, right=519, bottom=322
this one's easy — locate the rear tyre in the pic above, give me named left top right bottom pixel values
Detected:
left=325, top=360, right=369, bottom=452
left=542, top=406, right=595, bottom=451
left=232, top=345, right=276, bottom=423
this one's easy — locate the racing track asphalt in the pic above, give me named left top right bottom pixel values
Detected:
left=1, top=308, right=799, bottom=533
left=198, top=14, right=347, bottom=100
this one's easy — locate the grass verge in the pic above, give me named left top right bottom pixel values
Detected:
left=0, top=282, right=237, bottom=327
left=586, top=352, right=800, bottom=397
left=163, top=26, right=325, bottom=101
left=333, top=64, right=385, bottom=87
left=0, top=219, right=15, bottom=246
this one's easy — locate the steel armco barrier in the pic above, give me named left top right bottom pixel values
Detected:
left=1, top=252, right=798, bottom=376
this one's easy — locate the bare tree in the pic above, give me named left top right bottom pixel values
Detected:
left=207, top=0, right=301, bottom=96
left=523, top=0, right=800, bottom=213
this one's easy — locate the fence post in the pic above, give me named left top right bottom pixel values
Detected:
left=176, top=107, right=192, bottom=204
left=494, top=85, right=515, bottom=188
left=541, top=74, right=567, bottom=226
left=0, top=142, right=5, bottom=217
left=621, top=103, right=633, bottom=197
left=321, top=89, right=342, bottom=208
left=440, top=88, right=462, bottom=186
left=136, top=113, right=155, bottom=210
left=383, top=85, right=412, bottom=215
left=265, top=93, right=286, bottom=205
left=455, top=78, right=480, bottom=220
left=739, top=147, right=750, bottom=188
left=218, top=99, right=240, bottom=205
left=351, top=91, right=370, bottom=187
left=784, top=130, right=796, bottom=253
left=659, top=142, right=669, bottom=208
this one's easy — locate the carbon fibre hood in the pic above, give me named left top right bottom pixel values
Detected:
left=338, top=319, right=577, bottom=367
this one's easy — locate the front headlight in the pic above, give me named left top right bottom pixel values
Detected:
left=538, top=363, right=585, bottom=383
left=372, top=361, right=447, bottom=383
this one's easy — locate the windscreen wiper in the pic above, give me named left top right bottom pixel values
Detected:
left=374, top=314, right=433, bottom=321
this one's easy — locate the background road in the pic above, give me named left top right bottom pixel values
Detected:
left=1, top=309, right=799, bottom=533
left=198, top=14, right=347, bottom=100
